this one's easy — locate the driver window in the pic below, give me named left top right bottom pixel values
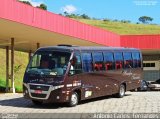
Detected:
left=69, top=53, right=82, bottom=75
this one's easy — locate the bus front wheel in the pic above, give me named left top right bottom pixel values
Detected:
left=68, top=92, right=79, bottom=107
left=116, top=84, right=125, bottom=98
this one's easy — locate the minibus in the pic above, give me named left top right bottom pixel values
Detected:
left=23, top=45, right=143, bottom=106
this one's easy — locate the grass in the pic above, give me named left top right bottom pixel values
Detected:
left=76, top=19, right=160, bottom=35
left=0, top=49, right=28, bottom=92
left=0, top=78, right=6, bottom=88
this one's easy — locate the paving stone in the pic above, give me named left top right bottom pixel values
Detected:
left=0, top=92, right=160, bottom=118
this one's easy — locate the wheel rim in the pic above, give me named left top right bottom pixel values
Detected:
left=71, top=93, right=78, bottom=105
left=120, top=85, right=125, bottom=96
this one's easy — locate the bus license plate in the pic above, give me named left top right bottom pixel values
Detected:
left=34, top=90, right=42, bottom=94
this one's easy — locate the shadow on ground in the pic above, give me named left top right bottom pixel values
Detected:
left=0, top=93, right=131, bottom=109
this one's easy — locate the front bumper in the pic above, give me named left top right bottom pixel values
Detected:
left=23, top=83, right=69, bottom=103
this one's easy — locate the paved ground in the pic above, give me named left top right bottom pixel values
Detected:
left=0, top=91, right=160, bottom=114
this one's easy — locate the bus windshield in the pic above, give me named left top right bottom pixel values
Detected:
left=26, top=51, right=71, bottom=76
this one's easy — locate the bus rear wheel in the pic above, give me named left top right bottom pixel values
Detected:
left=116, top=84, right=125, bottom=98
left=68, top=92, right=79, bottom=107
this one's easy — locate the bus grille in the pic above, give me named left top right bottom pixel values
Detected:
left=29, top=84, right=50, bottom=91
left=29, top=84, right=50, bottom=99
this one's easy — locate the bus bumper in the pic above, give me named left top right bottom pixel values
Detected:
left=23, top=83, right=70, bottom=103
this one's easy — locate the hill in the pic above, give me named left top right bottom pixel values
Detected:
left=77, top=19, right=160, bottom=35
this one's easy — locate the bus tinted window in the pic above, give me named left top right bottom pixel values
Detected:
left=93, top=52, right=104, bottom=71
left=82, top=53, right=93, bottom=72
left=104, top=52, right=114, bottom=70
left=132, top=52, right=141, bottom=68
left=114, top=52, right=123, bottom=70
left=123, top=52, right=133, bottom=68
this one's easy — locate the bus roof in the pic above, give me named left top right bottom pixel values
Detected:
left=37, top=45, right=140, bottom=52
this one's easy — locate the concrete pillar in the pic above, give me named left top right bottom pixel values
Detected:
left=11, top=38, right=15, bottom=93
left=5, top=46, right=9, bottom=92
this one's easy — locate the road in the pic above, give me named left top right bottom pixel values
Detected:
left=0, top=92, right=160, bottom=118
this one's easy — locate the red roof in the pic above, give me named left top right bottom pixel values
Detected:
left=0, top=0, right=159, bottom=50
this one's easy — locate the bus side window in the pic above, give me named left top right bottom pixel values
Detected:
left=123, top=52, right=133, bottom=69
left=132, top=52, right=141, bottom=68
left=82, top=52, right=93, bottom=72
left=104, top=52, right=114, bottom=70
left=114, top=52, right=123, bottom=70
left=93, top=52, right=104, bottom=71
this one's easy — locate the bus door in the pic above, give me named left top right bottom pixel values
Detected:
left=67, top=52, right=96, bottom=99
left=67, top=52, right=83, bottom=92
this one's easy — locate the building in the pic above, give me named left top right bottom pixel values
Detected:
left=0, top=0, right=159, bottom=92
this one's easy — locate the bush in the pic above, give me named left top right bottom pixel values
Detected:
left=15, top=86, right=23, bottom=93
left=0, top=79, right=6, bottom=87
left=103, top=18, right=110, bottom=22
left=113, top=19, right=119, bottom=22
left=120, top=20, right=131, bottom=23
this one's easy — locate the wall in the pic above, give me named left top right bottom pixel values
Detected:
left=120, top=35, right=160, bottom=49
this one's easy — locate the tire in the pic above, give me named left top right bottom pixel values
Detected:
left=68, top=92, right=79, bottom=107
left=32, top=100, right=43, bottom=105
left=116, top=84, right=125, bottom=98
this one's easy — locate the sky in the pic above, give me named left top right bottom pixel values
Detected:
left=20, top=0, right=160, bottom=24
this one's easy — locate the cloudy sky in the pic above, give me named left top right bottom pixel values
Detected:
left=20, top=0, right=160, bottom=24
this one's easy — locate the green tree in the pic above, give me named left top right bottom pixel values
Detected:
left=139, top=16, right=153, bottom=24
left=37, top=4, right=47, bottom=10
left=64, top=11, right=69, bottom=16
left=19, top=1, right=32, bottom=6
left=80, top=14, right=90, bottom=19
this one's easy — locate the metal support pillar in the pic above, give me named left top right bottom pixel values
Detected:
left=36, top=43, right=40, bottom=66
left=11, top=38, right=15, bottom=93
left=37, top=43, right=40, bottom=49
left=5, top=46, right=9, bottom=92
left=28, top=50, right=32, bottom=61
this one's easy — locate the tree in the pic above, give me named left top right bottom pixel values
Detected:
left=138, top=16, right=153, bottom=24
left=19, top=1, right=32, bottom=6
left=80, top=14, right=90, bottom=19
left=37, top=4, right=47, bottom=10
left=64, top=11, right=69, bottom=16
